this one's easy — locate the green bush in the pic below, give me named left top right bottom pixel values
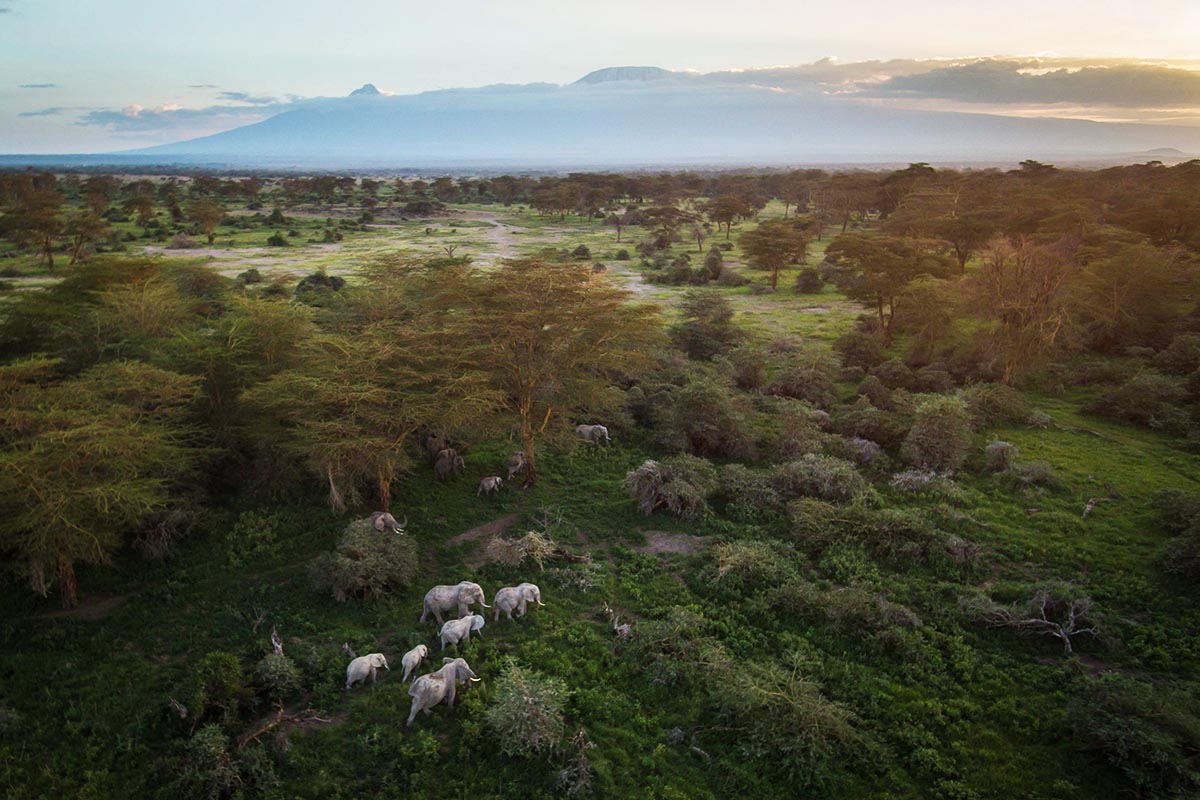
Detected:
left=174, top=724, right=277, bottom=800
left=253, top=653, right=303, bottom=702
left=625, top=455, right=719, bottom=519
left=188, top=652, right=249, bottom=724
left=1085, top=372, right=1191, bottom=433
left=314, top=520, right=419, bottom=602
left=901, top=395, right=973, bottom=472
left=960, top=383, right=1033, bottom=429
left=718, top=464, right=784, bottom=520
left=1068, top=673, right=1200, bottom=798
left=984, top=440, right=1019, bottom=472
left=484, top=660, right=568, bottom=758
left=834, top=331, right=885, bottom=371
left=1154, top=333, right=1200, bottom=375
left=224, top=509, right=282, bottom=567
left=670, top=289, right=745, bottom=360
left=794, top=268, right=825, bottom=294
left=772, top=454, right=868, bottom=504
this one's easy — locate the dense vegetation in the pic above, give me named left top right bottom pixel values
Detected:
left=1, top=162, right=1199, bottom=799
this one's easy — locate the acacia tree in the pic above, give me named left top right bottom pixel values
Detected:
left=243, top=263, right=496, bottom=509
left=1, top=187, right=64, bottom=269
left=64, top=209, right=110, bottom=265
left=467, top=258, right=660, bottom=486
left=0, top=359, right=201, bottom=608
left=187, top=198, right=225, bottom=244
left=740, top=220, right=809, bottom=291
left=826, top=234, right=954, bottom=343
left=706, top=194, right=751, bottom=240
left=971, top=235, right=1074, bottom=383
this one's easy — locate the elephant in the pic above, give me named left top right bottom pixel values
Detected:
left=407, top=657, right=479, bottom=726
left=345, top=653, right=389, bottom=689
left=425, top=432, right=452, bottom=462
left=575, top=424, right=611, bottom=445
left=365, top=511, right=406, bottom=534
left=506, top=452, right=527, bottom=480
left=400, top=644, right=428, bottom=683
left=434, top=448, right=465, bottom=480
left=420, top=581, right=490, bottom=624
left=477, top=476, right=503, bottom=496
left=493, top=583, right=545, bottom=621
left=439, top=614, right=485, bottom=650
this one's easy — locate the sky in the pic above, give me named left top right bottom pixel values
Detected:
left=2, top=0, right=1199, bottom=153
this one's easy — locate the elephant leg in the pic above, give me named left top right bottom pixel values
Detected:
left=407, top=706, right=418, bottom=726
left=494, top=607, right=499, bottom=622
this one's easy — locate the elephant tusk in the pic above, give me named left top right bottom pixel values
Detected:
left=469, top=677, right=481, bottom=682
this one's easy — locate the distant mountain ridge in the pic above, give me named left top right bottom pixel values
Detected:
left=100, top=64, right=1200, bottom=168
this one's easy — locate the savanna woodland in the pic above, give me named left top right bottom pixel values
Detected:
left=2, top=162, right=1200, bottom=799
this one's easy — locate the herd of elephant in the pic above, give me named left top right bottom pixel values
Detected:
left=344, top=579, right=546, bottom=727
left=424, top=425, right=613, bottom=495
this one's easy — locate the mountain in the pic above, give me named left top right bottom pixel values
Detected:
left=112, top=65, right=1200, bottom=168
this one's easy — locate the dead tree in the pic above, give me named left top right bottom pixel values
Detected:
left=270, top=626, right=284, bottom=656
left=964, top=584, right=1098, bottom=655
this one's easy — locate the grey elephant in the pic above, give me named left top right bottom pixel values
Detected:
left=506, top=451, right=527, bottom=480
left=406, top=657, right=479, bottom=726
left=400, top=644, right=428, bottom=683
left=420, top=580, right=490, bottom=624
left=575, top=424, right=611, bottom=445
left=434, top=448, right=465, bottom=480
left=439, top=614, right=485, bottom=650
left=345, top=653, right=389, bottom=689
left=425, top=432, right=452, bottom=462
left=477, top=476, right=503, bottom=496
left=366, top=511, right=407, bottom=534
left=493, top=582, right=545, bottom=621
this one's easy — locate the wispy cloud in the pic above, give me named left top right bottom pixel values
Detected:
left=187, top=84, right=219, bottom=89
left=18, top=106, right=65, bottom=117
left=76, top=99, right=298, bottom=133
left=18, top=83, right=58, bottom=89
left=217, top=90, right=279, bottom=105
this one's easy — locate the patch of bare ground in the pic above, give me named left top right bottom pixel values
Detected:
left=27, top=594, right=127, bottom=621
left=634, top=531, right=709, bottom=555
left=448, top=513, right=521, bottom=546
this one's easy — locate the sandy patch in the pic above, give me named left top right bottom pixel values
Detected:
left=448, top=513, right=521, bottom=546
left=634, top=531, right=709, bottom=555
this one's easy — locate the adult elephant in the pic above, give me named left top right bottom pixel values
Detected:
left=407, top=657, right=479, bottom=726
left=575, top=424, right=611, bottom=445
left=493, top=583, right=545, bottom=621
left=420, top=581, right=490, bottom=625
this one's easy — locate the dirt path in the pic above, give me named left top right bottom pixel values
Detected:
left=454, top=210, right=522, bottom=263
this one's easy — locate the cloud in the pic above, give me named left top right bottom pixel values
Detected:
left=867, top=59, right=1200, bottom=108
left=19, top=83, right=58, bottom=89
left=188, top=84, right=219, bottom=89
left=217, top=90, right=279, bottom=105
left=0, top=7, right=10, bottom=13
left=18, top=107, right=65, bottom=117
left=76, top=98, right=298, bottom=133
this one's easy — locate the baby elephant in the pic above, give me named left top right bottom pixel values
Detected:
left=400, top=644, right=428, bottom=683
left=477, top=476, right=503, bottom=496
left=345, top=653, right=389, bottom=689
left=439, top=614, right=485, bottom=651
left=493, top=582, right=545, bottom=622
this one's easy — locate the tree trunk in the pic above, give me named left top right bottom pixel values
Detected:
left=58, top=555, right=78, bottom=610
left=521, top=427, right=538, bottom=488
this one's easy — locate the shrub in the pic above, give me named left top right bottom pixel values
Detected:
left=189, top=652, right=249, bottom=724
left=572, top=244, right=591, bottom=260
left=856, top=375, right=892, bottom=409
left=266, top=232, right=289, bottom=247
left=1068, top=673, right=1200, bottom=798
left=712, top=539, right=800, bottom=591
left=960, top=383, right=1033, bottom=429
left=625, top=455, right=719, bottom=518
left=984, top=440, right=1019, bottom=472
left=253, top=653, right=302, bottom=702
left=901, top=395, right=972, bottom=472
left=175, top=725, right=277, bottom=800
left=167, top=234, right=200, bottom=249
left=999, top=461, right=1059, bottom=491
left=667, top=378, right=758, bottom=460
left=1154, top=333, right=1200, bottom=375
left=827, top=436, right=883, bottom=467
left=833, top=398, right=911, bottom=451
left=828, top=506, right=942, bottom=563
left=794, top=268, right=824, bottom=294
left=485, top=661, right=568, bottom=757
left=236, top=268, right=264, bottom=285
left=718, top=464, right=784, bottom=520
left=1085, top=372, right=1191, bottom=432
left=704, top=246, right=724, bottom=280
left=1163, top=523, right=1200, bottom=579
left=772, top=454, right=868, bottom=503
left=224, top=509, right=282, bottom=567
left=766, top=346, right=840, bottom=408
left=670, top=289, right=745, bottom=360
left=1157, top=490, right=1200, bottom=534
left=716, top=266, right=749, bottom=286
left=889, top=469, right=963, bottom=501
left=834, top=331, right=885, bottom=372
left=614, top=248, right=630, bottom=261
left=314, top=520, right=419, bottom=602
left=872, top=358, right=917, bottom=390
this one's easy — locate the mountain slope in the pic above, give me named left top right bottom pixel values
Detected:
left=128, top=67, right=1200, bottom=168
